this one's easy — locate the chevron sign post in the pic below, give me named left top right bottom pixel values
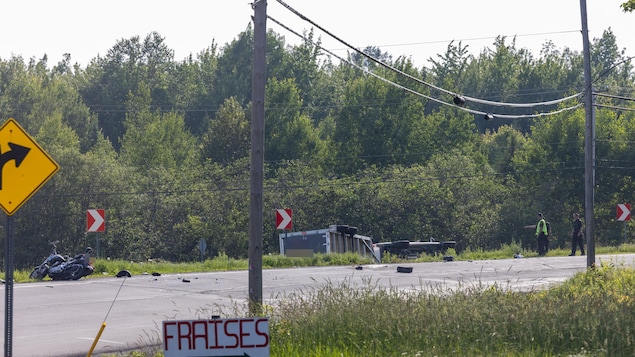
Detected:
left=276, top=208, right=292, bottom=230
left=87, top=209, right=106, bottom=232
left=617, top=204, right=631, bottom=221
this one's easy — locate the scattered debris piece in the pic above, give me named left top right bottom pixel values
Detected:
left=397, top=266, right=413, bottom=273
left=116, top=270, right=132, bottom=278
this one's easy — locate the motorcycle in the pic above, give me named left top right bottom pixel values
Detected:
left=48, top=247, right=94, bottom=280
left=30, top=242, right=94, bottom=281
left=29, top=241, right=66, bottom=280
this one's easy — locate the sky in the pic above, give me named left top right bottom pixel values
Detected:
left=0, top=0, right=633, bottom=69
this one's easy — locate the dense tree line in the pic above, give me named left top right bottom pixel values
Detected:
left=1, top=25, right=634, bottom=269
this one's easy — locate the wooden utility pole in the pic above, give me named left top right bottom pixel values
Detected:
left=249, top=0, right=266, bottom=314
left=579, top=0, right=596, bottom=268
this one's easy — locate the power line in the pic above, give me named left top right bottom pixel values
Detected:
left=594, top=104, right=635, bottom=112
left=274, top=0, right=583, bottom=115
left=334, top=30, right=581, bottom=52
left=593, top=92, right=635, bottom=102
left=268, top=13, right=583, bottom=120
left=267, top=16, right=464, bottom=111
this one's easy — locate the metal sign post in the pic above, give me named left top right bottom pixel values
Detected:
left=198, top=238, right=207, bottom=263
left=4, top=214, right=15, bottom=357
left=0, top=118, right=59, bottom=356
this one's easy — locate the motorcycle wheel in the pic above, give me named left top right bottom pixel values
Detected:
left=29, top=265, right=49, bottom=280
left=68, top=265, right=85, bottom=280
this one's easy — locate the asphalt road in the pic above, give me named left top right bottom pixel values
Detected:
left=2, top=253, right=635, bottom=356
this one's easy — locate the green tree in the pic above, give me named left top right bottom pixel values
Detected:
left=350, top=46, right=393, bottom=70
left=422, top=149, right=505, bottom=250
left=589, top=29, right=635, bottom=94
left=593, top=106, right=635, bottom=245
left=79, top=32, right=175, bottom=149
left=333, top=58, right=430, bottom=173
left=428, top=40, right=472, bottom=96
left=460, top=36, right=530, bottom=133
left=264, top=78, right=327, bottom=169
left=511, top=108, right=586, bottom=246
left=481, top=125, right=528, bottom=177
left=119, top=83, right=198, bottom=173
left=213, top=27, right=291, bottom=110
left=273, top=29, right=322, bottom=112
left=201, top=96, right=250, bottom=164
left=0, top=56, right=100, bottom=152
left=407, top=106, right=479, bottom=165
left=170, top=45, right=219, bottom=135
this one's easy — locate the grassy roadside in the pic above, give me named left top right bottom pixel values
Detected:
left=11, top=241, right=635, bottom=283
left=6, top=243, right=635, bottom=356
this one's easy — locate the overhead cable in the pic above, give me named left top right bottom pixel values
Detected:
left=359, top=30, right=580, bottom=51
left=268, top=14, right=583, bottom=120
left=274, top=0, right=583, bottom=109
left=267, top=17, right=454, bottom=109
left=593, top=92, right=635, bottom=102
left=594, top=104, right=635, bottom=112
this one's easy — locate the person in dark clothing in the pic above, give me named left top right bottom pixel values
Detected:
left=535, top=213, right=549, bottom=256
left=570, top=213, right=585, bottom=256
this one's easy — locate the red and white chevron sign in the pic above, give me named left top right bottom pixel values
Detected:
left=87, top=209, right=105, bottom=232
left=617, top=203, right=631, bottom=221
left=275, top=209, right=292, bottom=230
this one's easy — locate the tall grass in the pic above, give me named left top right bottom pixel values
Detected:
left=269, top=264, right=635, bottom=356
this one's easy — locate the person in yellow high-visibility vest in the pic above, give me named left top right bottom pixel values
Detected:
left=535, top=213, right=549, bottom=256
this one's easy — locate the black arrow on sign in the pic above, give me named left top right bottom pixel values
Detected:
left=0, top=142, right=31, bottom=190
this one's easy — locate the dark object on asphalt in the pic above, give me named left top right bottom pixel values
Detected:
left=397, top=266, right=413, bottom=273
left=116, top=270, right=132, bottom=278
left=443, top=255, right=454, bottom=262
left=152, top=272, right=161, bottom=276
left=355, top=265, right=363, bottom=270
left=182, top=279, right=191, bottom=283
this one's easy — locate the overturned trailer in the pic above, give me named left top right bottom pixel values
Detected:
left=279, top=225, right=379, bottom=262
left=279, top=225, right=456, bottom=263
left=374, top=239, right=456, bottom=260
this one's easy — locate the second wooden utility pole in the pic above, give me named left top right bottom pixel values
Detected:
left=249, top=0, right=267, bottom=314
